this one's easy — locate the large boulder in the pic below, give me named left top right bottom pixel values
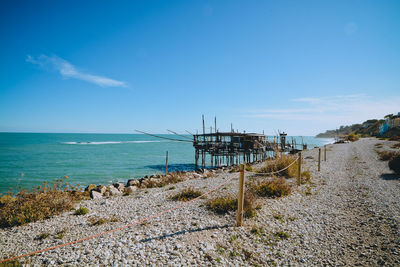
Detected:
left=85, top=184, right=97, bottom=192
left=113, top=182, right=125, bottom=192
left=108, top=185, right=122, bottom=196
left=95, top=185, right=107, bottom=194
left=124, top=186, right=138, bottom=195
left=127, top=179, right=140, bottom=187
left=90, top=190, right=103, bottom=199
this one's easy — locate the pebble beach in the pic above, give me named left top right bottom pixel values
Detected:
left=1, top=138, right=399, bottom=266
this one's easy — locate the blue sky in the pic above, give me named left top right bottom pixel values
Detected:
left=1, top=0, right=400, bottom=135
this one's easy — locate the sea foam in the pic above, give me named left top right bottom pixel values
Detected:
left=61, top=141, right=161, bottom=145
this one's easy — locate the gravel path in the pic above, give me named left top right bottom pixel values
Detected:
left=1, top=138, right=399, bottom=266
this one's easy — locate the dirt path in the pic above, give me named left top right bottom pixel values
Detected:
left=305, top=138, right=400, bottom=265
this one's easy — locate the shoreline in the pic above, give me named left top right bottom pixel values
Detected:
left=1, top=138, right=399, bottom=265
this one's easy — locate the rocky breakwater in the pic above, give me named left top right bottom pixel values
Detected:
left=85, top=169, right=220, bottom=200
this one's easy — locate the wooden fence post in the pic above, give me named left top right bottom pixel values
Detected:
left=236, top=164, right=245, bottom=226
left=318, top=148, right=321, bottom=172
left=165, top=151, right=168, bottom=175
left=297, top=152, right=302, bottom=186
left=324, top=145, right=326, bottom=161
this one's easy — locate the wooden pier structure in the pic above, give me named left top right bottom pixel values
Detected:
left=136, top=116, right=308, bottom=170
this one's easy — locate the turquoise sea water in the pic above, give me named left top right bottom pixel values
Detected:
left=0, top=133, right=333, bottom=194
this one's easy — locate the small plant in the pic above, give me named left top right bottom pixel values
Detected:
left=216, top=244, right=225, bottom=254
left=170, top=187, right=202, bottom=201
left=36, top=233, right=49, bottom=240
left=251, top=178, right=291, bottom=198
left=0, top=259, right=23, bottom=267
left=375, top=143, right=384, bottom=148
left=301, top=171, right=311, bottom=183
left=391, top=142, right=400, bottom=149
left=273, top=214, right=284, bottom=223
left=256, top=154, right=298, bottom=178
left=206, top=195, right=237, bottom=214
left=250, top=226, right=265, bottom=236
left=167, top=186, right=176, bottom=190
left=274, top=231, right=290, bottom=240
left=229, top=235, right=238, bottom=242
left=304, top=186, right=312, bottom=196
left=74, top=207, right=89, bottom=215
left=88, top=216, right=118, bottom=226
left=376, top=150, right=398, bottom=161
left=245, top=164, right=253, bottom=172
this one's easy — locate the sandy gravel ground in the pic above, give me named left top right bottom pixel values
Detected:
left=0, top=138, right=399, bottom=266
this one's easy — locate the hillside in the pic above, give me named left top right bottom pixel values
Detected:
left=316, top=119, right=384, bottom=138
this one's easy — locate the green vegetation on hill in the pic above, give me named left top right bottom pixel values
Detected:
left=316, top=119, right=384, bottom=138
left=316, top=113, right=400, bottom=139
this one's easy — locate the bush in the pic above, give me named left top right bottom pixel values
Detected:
left=391, top=142, right=400, bottom=149
left=74, top=207, right=89, bottom=215
left=376, top=150, right=398, bottom=161
left=170, top=187, right=202, bottom=201
left=389, top=154, right=400, bottom=174
left=256, top=154, right=298, bottom=178
left=345, top=133, right=360, bottom=142
left=251, top=178, right=291, bottom=198
left=301, top=171, right=312, bottom=183
left=206, top=195, right=237, bottom=214
left=0, top=178, right=89, bottom=228
left=389, top=136, right=400, bottom=141
left=88, top=216, right=118, bottom=226
left=206, top=191, right=257, bottom=218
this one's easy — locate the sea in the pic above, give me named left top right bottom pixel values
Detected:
left=0, top=133, right=333, bottom=194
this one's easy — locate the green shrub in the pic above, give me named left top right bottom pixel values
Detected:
left=251, top=178, right=291, bottom=198
left=74, top=207, right=89, bottom=215
left=274, top=231, right=290, bottom=240
left=170, top=187, right=202, bottom=201
left=206, top=195, right=237, bottom=214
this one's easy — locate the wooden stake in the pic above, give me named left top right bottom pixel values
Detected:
left=297, top=152, right=302, bottom=186
left=318, top=148, right=321, bottom=172
left=165, top=151, right=169, bottom=175
left=236, top=164, right=245, bottom=226
left=324, top=145, right=327, bottom=161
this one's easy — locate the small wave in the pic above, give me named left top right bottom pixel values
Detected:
left=61, top=141, right=162, bottom=145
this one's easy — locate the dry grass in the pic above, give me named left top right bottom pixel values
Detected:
left=0, top=177, right=89, bottom=228
left=142, top=172, right=186, bottom=188
left=206, top=195, right=237, bottom=214
left=170, top=187, right=203, bottom=201
left=391, top=142, right=400, bottom=149
left=301, top=171, right=312, bottom=183
left=389, top=136, right=400, bottom=141
left=206, top=190, right=257, bottom=218
left=374, top=143, right=384, bottom=148
left=88, top=216, right=119, bottom=226
left=249, top=178, right=291, bottom=198
left=256, top=154, right=298, bottom=178
left=345, top=133, right=360, bottom=142
left=376, top=150, right=399, bottom=161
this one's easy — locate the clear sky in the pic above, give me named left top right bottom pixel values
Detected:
left=1, top=0, right=400, bottom=135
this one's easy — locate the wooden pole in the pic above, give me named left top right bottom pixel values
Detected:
left=318, top=148, right=321, bottom=171
left=297, top=152, right=302, bottom=186
left=236, top=164, right=245, bottom=226
left=165, top=151, right=169, bottom=175
left=324, top=145, right=327, bottom=161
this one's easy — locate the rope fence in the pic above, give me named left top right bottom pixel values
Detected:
left=1, top=151, right=310, bottom=264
